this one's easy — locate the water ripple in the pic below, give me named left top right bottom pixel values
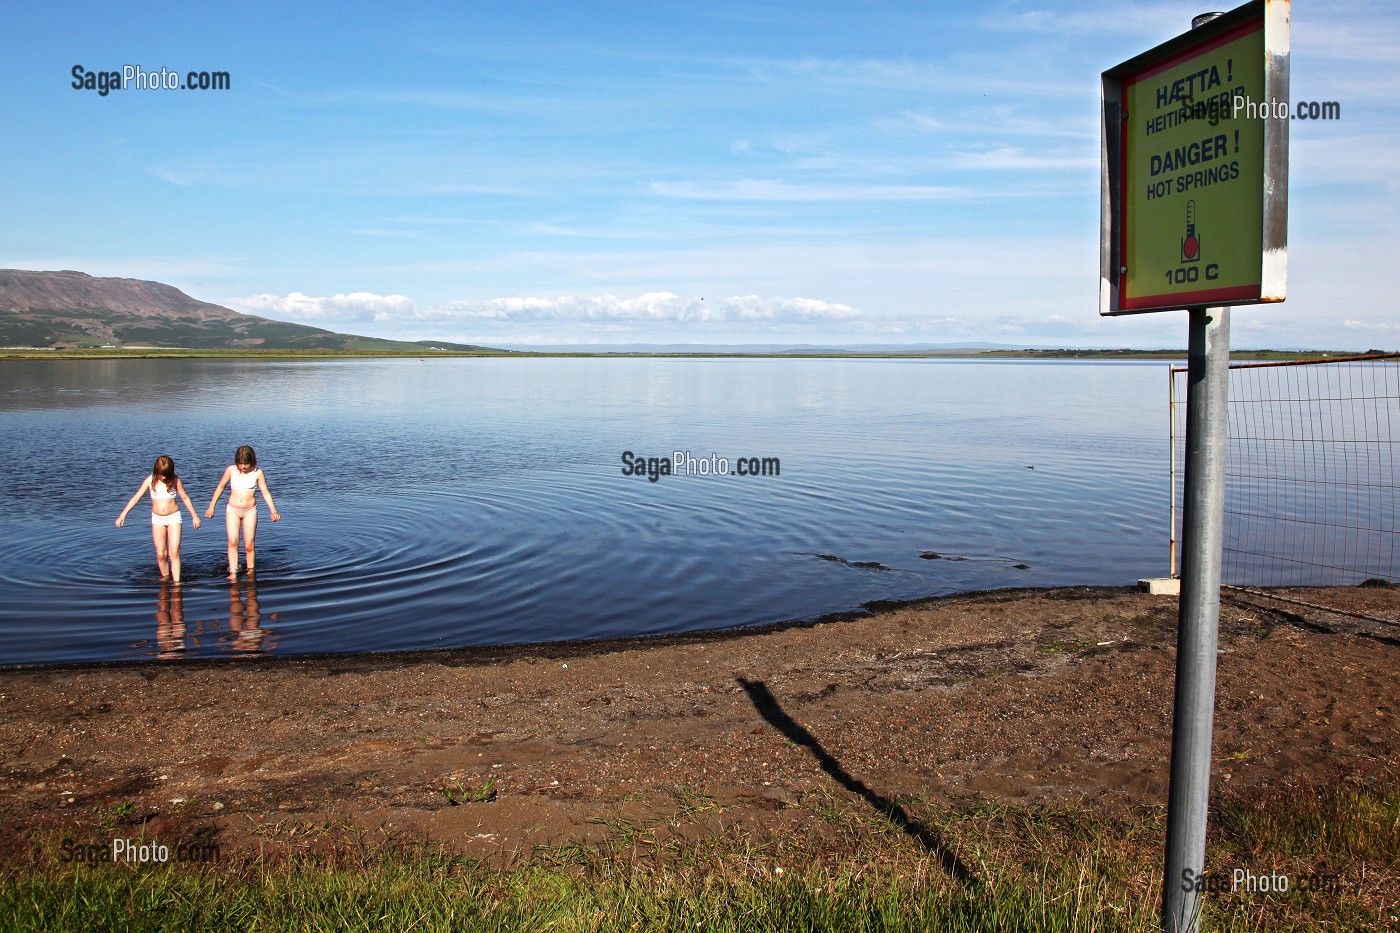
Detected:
left=0, top=359, right=1169, bottom=665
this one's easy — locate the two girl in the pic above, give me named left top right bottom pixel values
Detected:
left=116, top=446, right=279, bottom=582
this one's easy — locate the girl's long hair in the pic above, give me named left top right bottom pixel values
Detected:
left=235, top=445, right=257, bottom=471
left=152, top=455, right=177, bottom=492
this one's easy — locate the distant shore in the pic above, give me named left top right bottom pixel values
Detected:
left=0, top=347, right=1368, bottom=362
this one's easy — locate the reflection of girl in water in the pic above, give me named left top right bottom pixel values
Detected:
left=206, top=445, right=280, bottom=578
left=155, top=580, right=187, bottom=659
left=227, top=577, right=267, bottom=654
left=116, top=455, right=203, bottom=583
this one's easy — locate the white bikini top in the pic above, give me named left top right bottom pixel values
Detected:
left=231, top=468, right=260, bottom=491
left=150, top=479, right=176, bottom=501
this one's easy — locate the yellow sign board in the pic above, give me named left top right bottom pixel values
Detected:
left=1101, top=0, right=1289, bottom=315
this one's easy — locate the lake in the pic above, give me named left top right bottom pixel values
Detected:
left=0, top=357, right=1169, bottom=666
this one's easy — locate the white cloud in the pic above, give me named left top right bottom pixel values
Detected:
left=1297, top=11, right=1400, bottom=63
left=426, top=293, right=860, bottom=327
left=888, top=108, right=1096, bottom=142
left=722, top=295, right=859, bottom=322
left=945, top=145, right=1094, bottom=172
left=352, top=229, right=423, bottom=239
left=429, top=182, right=536, bottom=196
left=228, top=291, right=417, bottom=324
left=649, top=178, right=971, bottom=202
left=151, top=168, right=194, bottom=187
left=392, top=216, right=472, bottom=225
left=1292, top=133, right=1400, bottom=193
left=763, top=56, right=1078, bottom=98
left=983, top=6, right=1191, bottom=39
left=529, top=221, right=594, bottom=238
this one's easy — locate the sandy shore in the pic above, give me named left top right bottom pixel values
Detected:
left=2, top=585, right=1396, bottom=866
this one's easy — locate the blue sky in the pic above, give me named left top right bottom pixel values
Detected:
left=4, top=1, right=1396, bottom=348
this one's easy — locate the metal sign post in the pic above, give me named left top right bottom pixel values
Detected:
left=1100, top=3, right=1288, bottom=930
left=1163, top=303, right=1229, bottom=931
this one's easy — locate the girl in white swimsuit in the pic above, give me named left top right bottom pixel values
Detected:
left=115, top=455, right=203, bottom=583
left=205, top=445, right=281, bottom=577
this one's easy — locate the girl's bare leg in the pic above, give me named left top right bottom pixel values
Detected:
left=225, top=508, right=241, bottom=576
left=151, top=523, right=171, bottom=580
left=167, top=522, right=184, bottom=583
left=243, top=511, right=259, bottom=572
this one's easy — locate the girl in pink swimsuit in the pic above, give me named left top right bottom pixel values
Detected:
left=115, top=455, right=203, bottom=582
left=205, top=445, right=281, bottom=577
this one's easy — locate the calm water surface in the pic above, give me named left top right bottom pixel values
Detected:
left=0, top=358, right=1168, bottom=666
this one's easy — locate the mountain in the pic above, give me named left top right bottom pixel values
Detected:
left=0, top=270, right=496, bottom=352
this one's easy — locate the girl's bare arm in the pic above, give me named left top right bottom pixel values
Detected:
left=177, top=478, right=203, bottom=528
left=205, top=467, right=232, bottom=517
left=258, top=472, right=281, bottom=521
left=116, top=477, right=152, bottom=527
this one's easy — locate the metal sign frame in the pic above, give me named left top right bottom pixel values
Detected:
left=1100, top=0, right=1289, bottom=315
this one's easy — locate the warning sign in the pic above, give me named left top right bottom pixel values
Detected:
left=1100, top=0, right=1289, bottom=315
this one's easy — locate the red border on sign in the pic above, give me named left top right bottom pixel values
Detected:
left=1118, top=17, right=1265, bottom=311
left=1127, top=18, right=1262, bottom=86
left=1120, top=283, right=1260, bottom=312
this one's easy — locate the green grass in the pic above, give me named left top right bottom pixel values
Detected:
left=0, top=857, right=1159, bottom=932
left=441, top=778, right=498, bottom=806
left=3, top=780, right=1395, bottom=931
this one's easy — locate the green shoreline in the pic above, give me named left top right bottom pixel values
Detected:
left=0, top=347, right=1368, bottom=362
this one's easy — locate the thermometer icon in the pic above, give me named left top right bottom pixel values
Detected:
left=1181, top=200, right=1201, bottom=263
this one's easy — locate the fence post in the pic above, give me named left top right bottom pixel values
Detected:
left=1170, top=365, right=1179, bottom=578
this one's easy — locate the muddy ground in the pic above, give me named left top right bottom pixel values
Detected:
left=1, top=585, right=1396, bottom=867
